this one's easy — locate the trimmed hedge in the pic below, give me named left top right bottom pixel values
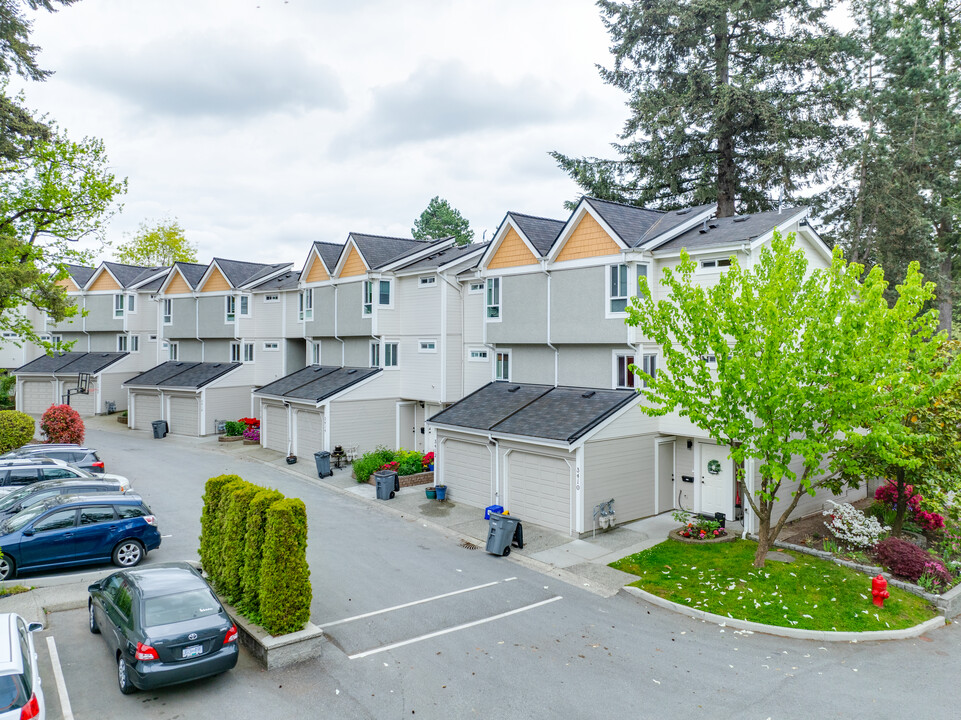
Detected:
left=240, top=488, right=284, bottom=615
left=0, top=411, right=34, bottom=453
left=199, top=475, right=245, bottom=581
left=219, top=482, right=262, bottom=603
left=259, top=498, right=311, bottom=635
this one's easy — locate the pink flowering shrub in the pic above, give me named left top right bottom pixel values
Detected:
left=874, top=481, right=945, bottom=534
left=39, top=404, right=84, bottom=445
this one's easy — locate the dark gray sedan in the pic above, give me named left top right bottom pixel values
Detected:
left=88, top=563, right=239, bottom=694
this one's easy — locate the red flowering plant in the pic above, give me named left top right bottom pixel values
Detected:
left=672, top=510, right=727, bottom=540
left=238, top=417, right=260, bottom=429
left=874, top=481, right=945, bottom=535
left=380, top=461, right=400, bottom=472
left=422, top=452, right=435, bottom=467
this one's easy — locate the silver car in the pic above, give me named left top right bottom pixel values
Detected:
left=0, top=458, right=129, bottom=497
left=0, top=613, right=44, bottom=719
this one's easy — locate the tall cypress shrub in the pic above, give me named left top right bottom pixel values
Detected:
left=259, top=498, right=311, bottom=635
left=199, top=474, right=244, bottom=586
left=240, top=488, right=284, bottom=616
left=219, top=481, right=261, bottom=603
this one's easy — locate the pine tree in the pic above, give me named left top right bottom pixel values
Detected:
left=411, top=196, right=474, bottom=246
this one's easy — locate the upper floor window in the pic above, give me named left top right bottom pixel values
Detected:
left=168, top=341, right=179, bottom=361
left=384, top=342, right=398, bottom=367
left=486, top=278, right=500, bottom=320
left=311, top=341, right=321, bottom=365
left=263, top=342, right=279, bottom=351
left=469, top=281, right=485, bottom=294
left=370, top=341, right=380, bottom=368
left=495, top=350, right=510, bottom=381
left=362, top=281, right=373, bottom=316
left=239, top=295, right=250, bottom=317
left=243, top=342, right=255, bottom=363
left=609, top=264, right=648, bottom=315
left=163, top=298, right=172, bottom=325
left=419, top=276, right=436, bottom=287
left=641, top=353, right=657, bottom=387
left=700, top=258, right=732, bottom=270
left=230, top=342, right=240, bottom=363
left=418, top=339, right=437, bottom=353
left=264, top=294, right=280, bottom=303
left=378, top=280, right=391, bottom=307
left=225, top=296, right=236, bottom=322
left=615, top=353, right=635, bottom=389
left=114, top=294, right=125, bottom=318
left=117, top=334, right=128, bottom=352
left=127, top=294, right=136, bottom=313
left=299, top=289, right=313, bottom=321
left=130, top=335, right=140, bottom=353
left=468, top=348, right=489, bottom=362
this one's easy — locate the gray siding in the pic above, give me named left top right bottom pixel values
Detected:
left=336, top=282, right=372, bottom=337
left=99, top=372, right=134, bottom=412
left=343, top=337, right=369, bottom=367
left=177, top=339, right=204, bottom=363
left=204, top=387, right=254, bottom=435
left=197, top=296, right=235, bottom=338
left=509, top=346, right=555, bottom=385
left=166, top=298, right=197, bottom=339
left=550, top=267, right=629, bottom=344
left=83, top=295, right=124, bottom=332
left=557, top=345, right=618, bottom=388
left=304, top=286, right=335, bottom=336
left=487, top=273, right=548, bottom=345
left=203, top=339, right=232, bottom=363
left=88, top=333, right=117, bottom=352
left=583, top=434, right=656, bottom=530
left=328, top=398, right=396, bottom=452
left=286, top=339, right=306, bottom=374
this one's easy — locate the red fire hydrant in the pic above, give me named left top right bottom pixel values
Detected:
left=872, top=574, right=889, bottom=608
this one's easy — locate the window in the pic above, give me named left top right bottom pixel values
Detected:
left=418, top=339, right=437, bottom=353
left=33, top=508, right=76, bottom=533
left=6, top=469, right=38, bottom=486
left=495, top=351, right=510, bottom=381
left=117, top=334, right=128, bottom=352
left=130, top=335, right=139, bottom=353
left=311, top=341, right=321, bottom=365
left=486, top=278, right=500, bottom=319
left=117, top=505, right=146, bottom=519
left=163, top=298, right=172, bottom=325
left=168, top=341, right=179, bottom=361
left=239, top=295, right=250, bottom=317
left=263, top=342, right=279, bottom=351
left=243, top=343, right=254, bottom=362
left=469, top=281, right=485, bottom=294
left=299, top=289, right=313, bottom=321
left=148, top=334, right=157, bottom=342
left=362, top=281, right=373, bottom=316
left=370, top=341, right=380, bottom=368
left=226, top=295, right=236, bottom=322
left=419, top=276, right=436, bottom=287
left=701, top=354, right=717, bottom=365
left=127, top=294, right=136, bottom=313
left=641, top=353, right=657, bottom=387
left=616, top=354, right=635, bottom=389
left=80, top=506, right=116, bottom=525
left=700, top=258, right=732, bottom=270
left=114, top=294, right=125, bottom=318
left=50, top=335, right=62, bottom=350
left=40, top=467, right=78, bottom=481
left=378, top=280, right=391, bottom=306
left=468, top=348, right=489, bottom=362
left=230, top=342, right=240, bottom=363
left=384, top=342, right=398, bottom=367
left=609, top=264, right=629, bottom=313
left=264, top=294, right=279, bottom=303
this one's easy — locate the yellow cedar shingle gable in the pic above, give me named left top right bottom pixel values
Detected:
left=200, top=266, right=231, bottom=292
left=56, top=277, right=79, bottom=291
left=304, top=254, right=329, bottom=282
left=164, top=271, right=192, bottom=295
left=555, top=212, right=621, bottom=262
left=88, top=271, right=120, bottom=291
left=487, top=227, right=538, bottom=269
left=339, top=246, right=367, bottom=278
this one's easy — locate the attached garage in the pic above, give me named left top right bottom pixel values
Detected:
left=20, top=380, right=56, bottom=415
left=131, top=393, right=161, bottom=430
left=168, top=395, right=199, bottom=436
left=504, top=451, right=572, bottom=533
left=439, top=438, right=492, bottom=509
left=263, top=403, right=288, bottom=453
left=295, top=409, right=324, bottom=457
left=15, top=352, right=130, bottom=418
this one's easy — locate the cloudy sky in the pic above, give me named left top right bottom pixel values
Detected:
left=14, top=0, right=625, bottom=267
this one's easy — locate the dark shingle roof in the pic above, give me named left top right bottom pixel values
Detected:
left=636, top=203, right=716, bottom=248
left=654, top=207, right=808, bottom=253
left=101, top=262, right=160, bottom=288
left=123, top=361, right=241, bottom=389
left=210, top=258, right=289, bottom=288
left=508, top=212, right=566, bottom=256
left=314, top=242, right=344, bottom=272
left=250, top=270, right=300, bottom=291
left=253, top=365, right=381, bottom=403
left=136, top=275, right=168, bottom=292
left=16, top=352, right=127, bottom=374
left=395, top=242, right=488, bottom=272
left=583, top=197, right=665, bottom=247
left=172, top=262, right=208, bottom=289
left=349, top=233, right=432, bottom=270
left=65, top=265, right=95, bottom=287
left=428, top=382, right=637, bottom=444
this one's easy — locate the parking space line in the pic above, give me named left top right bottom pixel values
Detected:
left=45, top=636, right=74, bottom=720
left=320, top=579, right=507, bottom=629
left=348, top=595, right=563, bottom=659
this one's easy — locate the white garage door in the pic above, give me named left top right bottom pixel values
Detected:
left=263, top=404, right=288, bottom=453
left=506, top=451, right=572, bottom=533
left=168, top=395, right=199, bottom=436
left=133, top=393, right=161, bottom=430
left=295, top=409, right=324, bottom=458
left=67, top=380, right=97, bottom=416
left=441, top=439, right=492, bottom=510
left=21, top=380, right=54, bottom=415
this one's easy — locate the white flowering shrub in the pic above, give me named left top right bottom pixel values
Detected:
left=822, top=501, right=888, bottom=549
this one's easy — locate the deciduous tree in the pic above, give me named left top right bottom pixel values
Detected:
left=114, top=218, right=196, bottom=266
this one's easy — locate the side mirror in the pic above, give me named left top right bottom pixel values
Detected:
left=21, top=528, right=33, bottom=537
left=26, top=622, right=43, bottom=633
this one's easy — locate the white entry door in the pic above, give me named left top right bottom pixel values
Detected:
left=656, top=440, right=675, bottom=514
left=699, top=443, right=732, bottom=517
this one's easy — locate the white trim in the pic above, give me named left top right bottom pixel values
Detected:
left=468, top=281, right=485, bottom=294
left=239, top=294, right=251, bottom=317
left=243, top=342, right=255, bottom=363
left=494, top=348, right=511, bottom=382
left=377, top=278, right=394, bottom=310
left=485, top=277, right=501, bottom=323
left=262, top=341, right=279, bottom=351
left=478, top=215, right=544, bottom=270
left=654, top=438, right=676, bottom=514
left=264, top=294, right=280, bottom=303
left=467, top=347, right=489, bottom=362
left=162, top=298, right=173, bottom=325
left=383, top=340, right=399, bottom=369
left=549, top=254, right=625, bottom=272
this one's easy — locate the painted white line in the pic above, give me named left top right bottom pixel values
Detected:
left=321, top=579, right=506, bottom=629
left=160, top=534, right=173, bottom=538
left=46, top=636, right=74, bottom=720
left=348, top=595, right=563, bottom=660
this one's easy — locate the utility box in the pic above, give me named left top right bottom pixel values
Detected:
left=374, top=470, right=397, bottom=500
left=485, top=512, right=523, bottom=556
left=151, top=420, right=168, bottom=439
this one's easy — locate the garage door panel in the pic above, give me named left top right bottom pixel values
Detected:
left=507, top=452, right=571, bottom=533
left=168, top=396, right=198, bottom=436
left=264, top=404, right=288, bottom=453
left=296, top=409, right=323, bottom=457
left=442, top=439, right=491, bottom=509
left=21, top=381, right=54, bottom=415
left=133, top=394, right=161, bottom=430
left=68, top=386, right=96, bottom=416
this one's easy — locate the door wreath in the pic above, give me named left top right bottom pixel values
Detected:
left=706, top=459, right=722, bottom=475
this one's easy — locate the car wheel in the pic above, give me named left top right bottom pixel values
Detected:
left=0, top=555, right=15, bottom=581
left=117, top=655, right=136, bottom=695
left=112, top=540, right=144, bottom=568
left=88, top=601, right=100, bottom=634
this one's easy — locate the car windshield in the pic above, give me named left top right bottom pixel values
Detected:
left=0, top=502, right=54, bottom=533
left=144, top=588, right=221, bottom=627
left=0, top=487, right=37, bottom=512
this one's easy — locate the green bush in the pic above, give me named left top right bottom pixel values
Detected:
left=259, top=498, right=311, bottom=635
left=0, top=375, right=15, bottom=410
left=223, top=420, right=244, bottom=437
left=198, top=474, right=245, bottom=584
left=353, top=446, right=396, bottom=483
left=219, top=481, right=261, bottom=602
left=0, top=410, right=34, bottom=453
left=240, top=488, right=284, bottom=616
left=395, top=449, right=424, bottom=476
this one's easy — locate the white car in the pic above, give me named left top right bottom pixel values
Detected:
left=0, top=458, right=130, bottom=498
left=0, top=613, right=44, bottom=719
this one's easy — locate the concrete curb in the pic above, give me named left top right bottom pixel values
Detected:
left=622, top=585, right=947, bottom=641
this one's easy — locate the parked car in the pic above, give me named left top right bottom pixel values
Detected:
left=0, top=493, right=160, bottom=581
left=0, top=613, right=44, bottom=720
left=88, top=563, right=238, bottom=694
left=1, top=445, right=105, bottom=474
left=0, top=458, right=129, bottom=497
left=0, top=478, right=131, bottom=523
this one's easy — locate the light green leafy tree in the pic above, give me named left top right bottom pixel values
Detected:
left=626, top=231, right=943, bottom=567
left=411, top=196, right=474, bottom=246
left=114, top=218, right=196, bottom=266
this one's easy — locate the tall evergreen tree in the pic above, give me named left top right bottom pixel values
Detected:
left=411, top=196, right=474, bottom=246
left=551, top=0, right=849, bottom=216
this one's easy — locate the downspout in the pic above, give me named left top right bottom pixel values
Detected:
left=488, top=432, right=500, bottom=504
left=195, top=296, right=205, bottom=362
left=284, top=401, right=292, bottom=457
left=541, top=264, right=558, bottom=386
left=370, top=275, right=380, bottom=371
left=82, top=295, right=90, bottom=352
left=333, top=285, right=345, bottom=366
left=438, top=271, right=463, bottom=400
left=742, top=457, right=754, bottom=539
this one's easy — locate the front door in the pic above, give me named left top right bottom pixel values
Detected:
left=699, top=443, right=732, bottom=517
left=397, top=402, right=416, bottom=451
left=656, top=440, right=675, bottom=514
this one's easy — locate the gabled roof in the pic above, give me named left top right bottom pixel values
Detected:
left=314, top=242, right=344, bottom=272
left=252, top=365, right=381, bottom=403
left=507, top=212, right=566, bottom=256
left=101, top=262, right=166, bottom=288
left=123, top=361, right=241, bottom=389
left=250, top=269, right=301, bottom=291
left=582, top=198, right=665, bottom=248
left=428, top=382, right=637, bottom=444
left=209, top=258, right=291, bottom=288
left=348, top=233, right=431, bottom=270
left=172, top=262, right=208, bottom=289
left=64, top=265, right=95, bottom=287
left=394, top=242, right=489, bottom=273
left=634, top=203, right=716, bottom=249
left=16, top=352, right=128, bottom=375
left=654, top=207, right=809, bottom=253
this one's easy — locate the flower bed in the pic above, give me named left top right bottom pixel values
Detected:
left=670, top=528, right=735, bottom=544
left=671, top=510, right=729, bottom=541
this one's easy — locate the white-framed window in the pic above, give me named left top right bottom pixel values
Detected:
left=168, top=341, right=179, bottom=361
left=384, top=342, right=399, bottom=367
left=495, top=350, right=510, bottom=381
left=468, top=348, right=489, bottom=362
left=311, top=341, right=321, bottom=365
left=469, top=281, right=485, bottom=294
left=127, top=294, right=136, bottom=314
left=609, top=264, right=630, bottom=314
left=263, top=342, right=279, bottom=351
left=370, top=341, right=380, bottom=368
left=239, top=295, right=251, bottom=317
left=378, top=279, right=392, bottom=307
left=230, top=342, right=241, bottom=363
left=264, top=294, right=279, bottom=303
left=615, top=353, right=635, bottom=389
left=419, top=276, right=436, bottom=287
left=418, top=339, right=437, bottom=353
left=486, top=278, right=500, bottom=320
left=163, top=298, right=172, bottom=325
left=699, top=257, right=732, bottom=271
left=641, top=353, right=657, bottom=387
left=225, top=296, right=236, bottom=322
left=362, top=281, right=373, bottom=317
left=114, top=294, right=125, bottom=318
left=148, top=334, right=157, bottom=342
left=702, top=354, right=717, bottom=365
left=117, top=334, right=128, bottom=352
left=243, top=342, right=254, bottom=363
left=299, top=289, right=313, bottom=321
left=130, top=335, right=139, bottom=353
left=50, top=335, right=62, bottom=350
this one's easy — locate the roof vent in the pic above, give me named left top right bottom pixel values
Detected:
left=175, top=362, right=184, bottom=366
left=507, top=386, right=521, bottom=393
left=346, top=369, right=357, bottom=374
left=708, top=222, right=718, bottom=229
left=314, top=366, right=324, bottom=372
left=699, top=220, right=708, bottom=234
left=675, top=208, right=691, bottom=215
left=581, top=390, right=596, bottom=398
left=733, top=215, right=751, bottom=223
left=211, top=363, right=221, bottom=367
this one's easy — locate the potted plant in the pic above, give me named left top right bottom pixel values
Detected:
left=422, top=452, right=435, bottom=472
left=434, top=484, right=447, bottom=501
left=286, top=455, right=297, bottom=465
left=425, top=486, right=437, bottom=500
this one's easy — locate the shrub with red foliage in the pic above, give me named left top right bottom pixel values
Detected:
left=875, top=537, right=951, bottom=584
left=40, top=404, right=85, bottom=445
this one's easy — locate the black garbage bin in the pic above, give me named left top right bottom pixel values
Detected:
left=485, top=512, right=523, bottom=556
left=314, top=451, right=332, bottom=478
left=151, top=420, right=168, bottom=439
left=373, top=470, right=397, bottom=500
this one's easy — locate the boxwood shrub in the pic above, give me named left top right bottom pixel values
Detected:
left=219, top=481, right=262, bottom=602
left=259, top=498, right=311, bottom=635
left=0, top=410, right=35, bottom=453
left=199, top=474, right=245, bottom=583
left=240, top=487, right=284, bottom=615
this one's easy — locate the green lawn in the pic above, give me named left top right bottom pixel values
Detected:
left=610, top=539, right=938, bottom=632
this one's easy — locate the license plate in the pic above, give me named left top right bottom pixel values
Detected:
left=182, top=644, right=203, bottom=658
